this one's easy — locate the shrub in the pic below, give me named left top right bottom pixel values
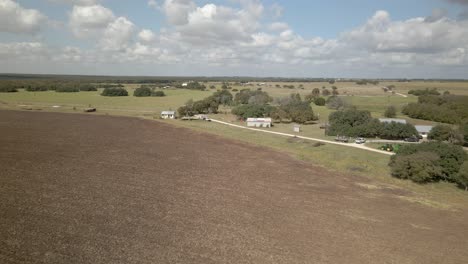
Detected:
left=101, top=87, right=128, bottom=96
left=408, top=88, right=440, bottom=96
left=313, top=97, right=326, bottom=106
left=326, top=96, right=349, bottom=110
left=134, top=87, right=152, bottom=97
left=152, top=91, right=166, bottom=97
left=56, top=86, right=79, bottom=93
left=455, top=161, right=468, bottom=190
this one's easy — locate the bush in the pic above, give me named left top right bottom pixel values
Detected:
left=313, top=97, right=326, bottom=106
left=408, top=88, right=440, bottom=96
left=101, top=87, right=128, bottom=96
left=326, top=96, right=349, bottom=110
left=134, top=87, right=152, bottom=97
left=152, top=91, right=166, bottom=97
left=455, top=161, right=468, bottom=190
left=56, top=86, right=79, bottom=93
left=0, top=87, right=18, bottom=92
left=390, top=152, right=442, bottom=183
left=384, top=105, right=397, bottom=118
left=79, top=84, right=97, bottom=91
left=26, top=86, right=48, bottom=92
left=390, top=142, right=466, bottom=183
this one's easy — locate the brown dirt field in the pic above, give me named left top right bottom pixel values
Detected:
left=1, top=110, right=467, bottom=264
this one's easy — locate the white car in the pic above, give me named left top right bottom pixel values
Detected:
left=355, top=137, right=366, bottom=144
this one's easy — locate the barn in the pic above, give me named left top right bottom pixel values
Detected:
left=247, top=118, right=272, bottom=128
left=378, top=118, right=407, bottom=124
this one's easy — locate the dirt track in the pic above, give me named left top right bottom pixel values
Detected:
left=1, top=110, right=467, bottom=264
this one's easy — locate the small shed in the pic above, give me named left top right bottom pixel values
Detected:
left=378, top=118, right=407, bottom=124
left=161, top=111, right=176, bottom=119
left=293, top=124, right=301, bottom=132
left=247, top=118, right=272, bottom=128
left=415, top=125, right=433, bottom=138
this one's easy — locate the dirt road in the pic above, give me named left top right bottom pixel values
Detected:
left=1, top=111, right=467, bottom=263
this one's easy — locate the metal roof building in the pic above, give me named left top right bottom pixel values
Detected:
left=378, top=118, right=407, bottom=124
left=247, top=118, right=272, bottom=128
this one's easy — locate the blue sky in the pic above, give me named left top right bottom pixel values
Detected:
left=1, top=0, right=468, bottom=78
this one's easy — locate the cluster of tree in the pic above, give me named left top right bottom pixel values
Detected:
left=97, top=84, right=124, bottom=88
left=270, top=94, right=317, bottom=123
left=408, top=88, right=440, bottom=96
left=231, top=92, right=317, bottom=124
left=389, top=142, right=467, bottom=189
left=79, top=84, right=98, bottom=91
left=26, top=85, right=49, bottom=91
left=234, top=89, right=272, bottom=105
left=101, top=87, right=128, bottom=96
left=402, top=95, right=468, bottom=124
left=283, top=85, right=295, bottom=89
left=133, top=87, right=166, bottom=97
left=327, top=109, right=418, bottom=139
left=0, top=86, right=17, bottom=92
left=428, top=124, right=467, bottom=146
left=176, top=82, right=207, bottom=91
left=178, top=90, right=233, bottom=116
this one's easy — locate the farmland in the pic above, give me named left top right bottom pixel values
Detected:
left=1, top=110, right=468, bottom=263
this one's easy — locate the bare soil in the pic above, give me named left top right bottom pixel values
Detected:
left=1, top=110, right=467, bottom=264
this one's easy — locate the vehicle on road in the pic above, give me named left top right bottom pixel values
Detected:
left=355, top=137, right=366, bottom=144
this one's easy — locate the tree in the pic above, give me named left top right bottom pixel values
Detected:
left=384, top=105, right=397, bottom=118
left=326, top=96, right=348, bottom=110
left=455, top=161, right=468, bottom=190
left=134, top=87, right=152, bottom=97
left=332, top=86, right=339, bottom=96
left=322, top=89, right=330, bottom=96
left=428, top=125, right=463, bottom=145
left=231, top=104, right=274, bottom=119
left=379, top=122, right=418, bottom=140
left=152, top=91, right=166, bottom=97
left=79, top=84, right=97, bottom=91
left=212, top=89, right=233, bottom=106
left=390, top=152, right=442, bottom=183
left=312, top=88, right=320, bottom=97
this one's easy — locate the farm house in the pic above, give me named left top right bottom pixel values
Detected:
left=247, top=118, right=272, bottom=128
left=161, top=111, right=176, bottom=119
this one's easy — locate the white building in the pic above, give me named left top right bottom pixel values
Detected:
left=378, top=118, right=407, bottom=124
left=415, top=125, right=433, bottom=138
left=181, top=83, right=188, bottom=87
left=247, top=118, right=272, bottom=128
left=293, top=124, right=301, bottom=132
left=161, top=111, right=176, bottom=119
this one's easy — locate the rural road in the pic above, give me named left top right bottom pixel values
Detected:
left=395, top=92, right=408, bottom=97
left=209, top=119, right=394, bottom=156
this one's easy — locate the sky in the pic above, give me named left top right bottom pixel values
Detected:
left=1, top=0, right=468, bottom=78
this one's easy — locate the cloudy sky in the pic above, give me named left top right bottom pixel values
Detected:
left=1, top=0, right=468, bottom=78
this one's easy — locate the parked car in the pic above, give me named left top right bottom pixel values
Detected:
left=335, top=136, right=349, bottom=143
left=404, top=136, right=419, bottom=142
left=355, top=137, right=366, bottom=144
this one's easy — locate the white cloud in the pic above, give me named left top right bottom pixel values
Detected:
left=48, top=0, right=99, bottom=5
left=162, top=0, right=196, bottom=25
left=138, top=29, right=157, bottom=43
left=0, top=42, right=49, bottom=59
left=99, top=17, right=135, bottom=51
left=269, top=22, right=289, bottom=32
left=0, top=0, right=47, bottom=34
left=148, top=0, right=159, bottom=10
left=69, top=4, right=115, bottom=37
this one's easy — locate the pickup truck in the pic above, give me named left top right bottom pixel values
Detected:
left=355, top=137, right=366, bottom=144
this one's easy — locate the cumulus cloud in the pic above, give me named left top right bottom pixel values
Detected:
left=0, top=0, right=47, bottom=34
left=99, top=17, right=135, bottom=51
left=69, top=4, right=115, bottom=37
left=161, top=0, right=196, bottom=25
left=138, top=29, right=157, bottom=43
